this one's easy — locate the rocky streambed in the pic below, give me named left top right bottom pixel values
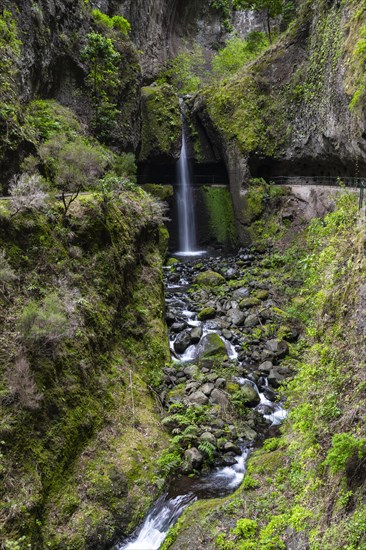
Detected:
left=118, top=246, right=297, bottom=549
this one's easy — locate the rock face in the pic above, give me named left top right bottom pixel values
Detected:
left=117, top=0, right=263, bottom=78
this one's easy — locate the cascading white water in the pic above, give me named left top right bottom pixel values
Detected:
left=175, top=100, right=203, bottom=257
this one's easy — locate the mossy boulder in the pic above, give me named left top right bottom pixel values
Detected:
left=240, top=297, right=261, bottom=309
left=196, top=333, right=228, bottom=359
left=143, top=183, right=174, bottom=201
left=140, top=84, right=181, bottom=162
left=166, top=257, right=179, bottom=266
left=196, top=270, right=225, bottom=287
left=198, top=306, right=216, bottom=320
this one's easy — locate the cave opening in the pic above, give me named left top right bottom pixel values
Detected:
left=138, top=160, right=230, bottom=185
left=248, top=154, right=366, bottom=181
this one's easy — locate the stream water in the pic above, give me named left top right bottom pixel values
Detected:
left=117, top=252, right=287, bottom=550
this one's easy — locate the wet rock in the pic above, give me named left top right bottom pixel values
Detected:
left=238, top=382, right=261, bottom=407
left=200, top=432, right=217, bottom=447
left=174, top=331, right=192, bottom=354
left=224, top=441, right=241, bottom=454
left=188, top=390, right=209, bottom=405
left=215, top=377, right=226, bottom=389
left=225, top=267, right=237, bottom=280
left=238, top=425, right=257, bottom=441
left=171, top=321, right=187, bottom=333
left=263, top=387, right=277, bottom=401
left=197, top=307, right=216, bottom=321
left=261, top=349, right=275, bottom=362
left=196, top=333, right=228, bottom=359
left=268, top=369, right=285, bottom=388
left=210, top=388, right=229, bottom=407
left=232, top=286, right=250, bottom=301
left=185, top=381, right=200, bottom=394
left=184, top=365, right=199, bottom=379
left=258, top=361, right=273, bottom=373
left=265, top=339, right=289, bottom=359
left=196, top=270, right=225, bottom=287
left=245, top=314, right=260, bottom=328
left=184, top=447, right=204, bottom=471
left=222, top=329, right=233, bottom=340
left=226, top=308, right=246, bottom=326
left=190, top=326, right=202, bottom=343
left=222, top=454, right=238, bottom=466
left=200, top=382, right=215, bottom=396
left=165, top=311, right=176, bottom=325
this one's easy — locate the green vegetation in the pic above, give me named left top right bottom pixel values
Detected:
left=0, top=185, right=169, bottom=548
left=92, top=9, right=131, bottom=35
left=140, top=85, right=181, bottom=161
left=202, top=186, right=237, bottom=248
left=158, top=45, right=206, bottom=95
left=163, top=192, right=366, bottom=550
left=82, top=32, right=121, bottom=139
left=212, top=33, right=268, bottom=78
left=0, top=10, right=22, bottom=161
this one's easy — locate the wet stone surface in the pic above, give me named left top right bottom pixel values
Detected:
left=161, top=245, right=297, bottom=475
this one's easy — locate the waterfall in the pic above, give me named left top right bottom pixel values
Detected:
left=175, top=100, right=200, bottom=256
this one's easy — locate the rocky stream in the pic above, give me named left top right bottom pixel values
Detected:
left=117, top=246, right=295, bottom=549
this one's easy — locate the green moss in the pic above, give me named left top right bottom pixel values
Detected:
left=140, top=85, right=181, bottom=162
left=0, top=191, right=170, bottom=548
left=143, top=184, right=174, bottom=201
left=0, top=9, right=22, bottom=162
left=196, top=270, right=226, bottom=287
left=202, top=186, right=237, bottom=248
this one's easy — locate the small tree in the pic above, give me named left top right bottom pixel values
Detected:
left=9, top=173, right=48, bottom=216
left=39, top=136, right=108, bottom=217
left=234, top=0, right=283, bottom=41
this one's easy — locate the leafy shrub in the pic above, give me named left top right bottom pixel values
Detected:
left=212, top=33, right=268, bottom=77
left=9, top=173, right=48, bottom=216
left=39, top=135, right=108, bottom=216
left=112, top=152, right=137, bottom=181
left=324, top=433, right=366, bottom=475
left=92, top=9, right=130, bottom=34
left=233, top=518, right=258, bottom=538
left=157, top=450, right=182, bottom=476
left=159, top=45, right=206, bottom=94
left=198, top=440, right=216, bottom=462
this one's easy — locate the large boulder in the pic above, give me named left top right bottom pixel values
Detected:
left=190, top=326, right=203, bottom=343
left=210, top=388, right=229, bottom=407
left=188, top=390, right=209, bottom=405
left=174, top=331, right=192, bottom=354
left=226, top=308, right=246, bottom=326
left=196, top=270, right=225, bottom=287
left=237, top=382, right=260, bottom=407
left=196, top=333, right=228, bottom=359
left=232, top=287, right=250, bottom=301
left=198, top=306, right=216, bottom=320
left=265, top=339, right=289, bottom=359
left=184, top=447, right=204, bottom=472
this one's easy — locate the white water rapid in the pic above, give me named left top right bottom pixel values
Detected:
left=117, top=448, right=250, bottom=550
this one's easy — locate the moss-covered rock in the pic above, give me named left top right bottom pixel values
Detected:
left=196, top=270, right=225, bottom=287
left=140, top=84, right=181, bottom=162
left=197, top=306, right=216, bottom=320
